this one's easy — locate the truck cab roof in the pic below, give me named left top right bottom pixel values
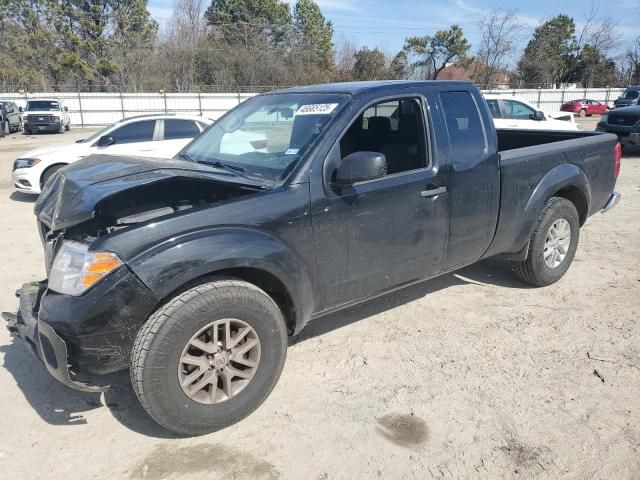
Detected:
left=271, top=80, right=474, bottom=96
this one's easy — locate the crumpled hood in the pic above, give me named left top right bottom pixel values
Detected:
left=34, top=154, right=267, bottom=231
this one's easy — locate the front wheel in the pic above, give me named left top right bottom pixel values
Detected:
left=512, top=197, right=580, bottom=287
left=131, top=278, right=288, bottom=436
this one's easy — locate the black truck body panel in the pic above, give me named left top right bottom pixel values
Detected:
left=5, top=80, right=620, bottom=390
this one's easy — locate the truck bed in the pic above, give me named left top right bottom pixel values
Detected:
left=483, top=129, right=619, bottom=258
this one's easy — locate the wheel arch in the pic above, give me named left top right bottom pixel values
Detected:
left=40, top=162, right=68, bottom=188
left=152, top=267, right=298, bottom=336
left=127, top=227, right=316, bottom=336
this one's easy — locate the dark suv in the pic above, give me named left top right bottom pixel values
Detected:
left=613, top=86, right=640, bottom=109
left=1, top=101, right=23, bottom=134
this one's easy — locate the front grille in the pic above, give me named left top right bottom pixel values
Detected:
left=607, top=114, right=639, bottom=127
left=27, top=115, right=54, bottom=123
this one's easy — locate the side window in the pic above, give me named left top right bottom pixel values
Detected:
left=110, top=120, right=156, bottom=144
left=164, top=119, right=200, bottom=140
left=503, top=100, right=536, bottom=119
left=339, top=97, right=427, bottom=175
left=486, top=99, right=501, bottom=118
left=440, top=91, right=487, bottom=166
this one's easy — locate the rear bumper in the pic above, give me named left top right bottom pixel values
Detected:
left=601, top=192, right=621, bottom=213
left=596, top=126, right=640, bottom=146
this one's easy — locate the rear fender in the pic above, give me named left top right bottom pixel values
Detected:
left=512, top=163, right=590, bottom=252
left=128, top=227, right=314, bottom=332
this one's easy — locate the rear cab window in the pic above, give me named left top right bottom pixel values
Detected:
left=439, top=91, right=488, bottom=167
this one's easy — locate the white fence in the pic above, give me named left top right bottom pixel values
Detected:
left=0, top=88, right=627, bottom=127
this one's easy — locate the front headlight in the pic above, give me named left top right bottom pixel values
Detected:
left=48, top=242, right=122, bottom=296
left=14, top=157, right=41, bottom=169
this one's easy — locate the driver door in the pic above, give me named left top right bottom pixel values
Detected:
left=311, top=96, right=449, bottom=309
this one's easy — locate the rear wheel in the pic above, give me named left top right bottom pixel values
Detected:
left=512, top=197, right=580, bottom=287
left=131, top=278, right=288, bottom=436
left=579, top=108, right=586, bottom=117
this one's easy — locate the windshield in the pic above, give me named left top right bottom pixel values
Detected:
left=182, top=93, right=349, bottom=182
left=621, top=90, right=639, bottom=100
left=26, top=100, right=60, bottom=111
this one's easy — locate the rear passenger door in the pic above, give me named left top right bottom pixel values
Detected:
left=157, top=119, right=203, bottom=157
left=312, top=95, right=449, bottom=308
left=439, top=90, right=500, bottom=267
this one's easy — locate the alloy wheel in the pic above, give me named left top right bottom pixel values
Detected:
left=544, top=218, right=571, bottom=268
left=178, top=319, right=261, bottom=404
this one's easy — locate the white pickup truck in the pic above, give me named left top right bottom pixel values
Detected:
left=23, top=97, right=71, bottom=134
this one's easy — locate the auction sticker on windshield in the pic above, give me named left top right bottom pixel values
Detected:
left=295, top=103, right=339, bottom=115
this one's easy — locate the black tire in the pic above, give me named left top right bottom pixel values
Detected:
left=40, top=165, right=64, bottom=189
left=579, top=108, right=586, bottom=117
left=130, top=278, right=288, bottom=436
left=512, top=197, right=580, bottom=287
left=58, top=122, right=65, bottom=134
left=65, top=122, right=70, bottom=131
left=3, top=121, right=8, bottom=134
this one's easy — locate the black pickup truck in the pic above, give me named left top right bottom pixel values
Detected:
left=4, top=81, right=621, bottom=435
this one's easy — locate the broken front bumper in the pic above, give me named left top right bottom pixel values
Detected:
left=3, top=282, right=108, bottom=392
left=3, top=268, right=159, bottom=393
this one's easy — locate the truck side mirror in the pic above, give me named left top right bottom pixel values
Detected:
left=530, top=110, right=545, bottom=121
left=332, top=151, right=387, bottom=187
left=97, top=135, right=115, bottom=147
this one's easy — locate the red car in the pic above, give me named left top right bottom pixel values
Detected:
left=560, top=99, right=610, bottom=117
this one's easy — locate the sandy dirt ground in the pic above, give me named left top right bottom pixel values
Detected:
left=0, top=122, right=638, bottom=480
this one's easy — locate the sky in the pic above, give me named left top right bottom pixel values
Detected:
left=147, top=0, right=640, bottom=57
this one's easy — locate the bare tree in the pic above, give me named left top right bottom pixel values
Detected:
left=622, top=37, right=640, bottom=85
left=574, top=5, right=619, bottom=86
left=162, top=0, right=207, bottom=91
left=474, top=10, right=522, bottom=88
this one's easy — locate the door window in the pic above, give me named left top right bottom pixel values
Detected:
left=502, top=100, right=536, bottom=119
left=440, top=91, right=487, bottom=167
left=164, top=119, right=201, bottom=140
left=486, top=99, right=501, bottom=118
left=339, top=98, right=427, bottom=175
left=109, top=120, right=156, bottom=144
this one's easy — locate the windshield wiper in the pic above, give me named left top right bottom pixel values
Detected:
left=177, top=152, right=195, bottom=162
left=209, top=160, right=247, bottom=173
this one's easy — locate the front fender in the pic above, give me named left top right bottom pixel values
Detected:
left=128, top=227, right=315, bottom=331
left=512, top=163, right=590, bottom=251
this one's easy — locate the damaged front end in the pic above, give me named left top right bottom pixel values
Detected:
left=4, top=154, right=269, bottom=392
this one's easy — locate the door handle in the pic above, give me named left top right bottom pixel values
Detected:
left=421, top=186, right=447, bottom=198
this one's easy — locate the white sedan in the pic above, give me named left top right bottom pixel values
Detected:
left=484, top=95, right=579, bottom=131
left=12, top=114, right=213, bottom=195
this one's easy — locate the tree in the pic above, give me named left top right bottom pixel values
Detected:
left=403, top=25, right=470, bottom=80
left=622, top=37, right=640, bottom=85
left=388, top=51, right=410, bottom=80
left=474, top=10, right=521, bottom=88
left=204, top=0, right=291, bottom=47
left=293, top=0, right=333, bottom=67
left=517, top=15, right=576, bottom=87
left=352, top=47, right=387, bottom=80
